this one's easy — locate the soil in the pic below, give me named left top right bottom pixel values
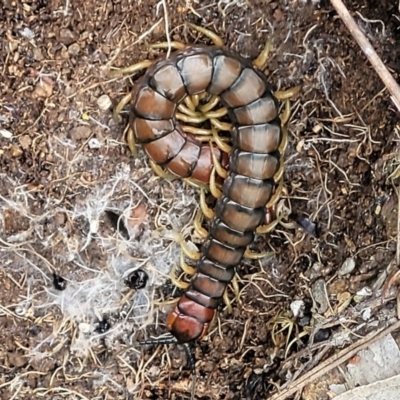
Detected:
left=1, top=0, right=400, bottom=399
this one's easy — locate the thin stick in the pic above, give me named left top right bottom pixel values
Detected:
left=329, top=0, right=400, bottom=111
left=269, top=320, right=400, bottom=400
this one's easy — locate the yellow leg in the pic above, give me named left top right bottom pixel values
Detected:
left=280, top=100, right=291, bottom=127
left=209, top=167, right=223, bottom=199
left=200, top=189, right=215, bottom=219
left=109, top=59, right=153, bottom=78
left=149, top=159, right=179, bottom=182
left=198, top=95, right=219, bottom=113
left=273, top=158, right=285, bottom=183
left=194, top=209, right=209, bottom=239
left=182, top=177, right=210, bottom=192
left=212, top=127, right=232, bottom=153
left=222, top=289, right=233, bottom=314
left=209, top=142, right=228, bottom=180
left=148, top=41, right=186, bottom=50
left=126, top=126, right=138, bottom=157
left=181, top=125, right=213, bottom=136
left=204, top=107, right=228, bottom=119
left=231, top=274, right=241, bottom=304
left=175, top=113, right=207, bottom=124
left=177, top=103, right=200, bottom=117
left=256, top=218, right=281, bottom=235
left=253, top=37, right=272, bottom=70
left=275, top=85, right=301, bottom=101
left=183, top=96, right=197, bottom=112
left=266, top=176, right=284, bottom=208
left=113, top=92, right=132, bottom=121
left=180, top=239, right=201, bottom=261
left=186, top=22, right=224, bottom=47
left=191, top=94, right=200, bottom=108
left=169, top=264, right=190, bottom=289
left=244, top=248, right=274, bottom=259
left=278, top=126, right=288, bottom=155
left=210, top=118, right=232, bottom=132
left=180, top=251, right=196, bottom=275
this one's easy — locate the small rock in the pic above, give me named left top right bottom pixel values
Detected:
left=58, top=28, right=78, bottom=45
left=362, top=307, right=372, bottom=320
left=54, top=212, right=66, bottom=226
left=32, top=47, right=44, bottom=61
left=10, top=145, right=23, bottom=157
left=312, top=278, right=329, bottom=314
left=19, top=135, right=32, bottom=150
left=88, top=138, right=102, bottom=149
left=33, top=79, right=53, bottom=98
left=97, top=94, right=112, bottom=111
left=328, top=279, right=348, bottom=295
left=290, top=300, right=305, bottom=318
left=339, top=257, right=356, bottom=276
left=68, top=43, right=80, bottom=56
left=20, top=27, right=35, bottom=39
left=0, top=129, right=13, bottom=139
left=314, top=328, right=331, bottom=342
left=70, top=125, right=91, bottom=141
left=299, top=315, right=311, bottom=326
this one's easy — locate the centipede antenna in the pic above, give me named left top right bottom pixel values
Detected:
left=181, top=343, right=196, bottom=400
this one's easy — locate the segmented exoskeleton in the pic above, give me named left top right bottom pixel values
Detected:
left=129, top=44, right=285, bottom=343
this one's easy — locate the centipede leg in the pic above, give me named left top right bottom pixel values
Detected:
left=194, top=209, right=209, bottom=240
left=109, top=59, right=154, bottom=79
left=147, top=41, right=187, bottom=50
left=244, top=248, right=275, bottom=259
left=198, top=95, right=219, bottom=113
left=209, top=142, right=228, bottom=180
left=180, top=238, right=202, bottom=261
left=180, top=251, right=196, bottom=275
left=222, top=289, right=233, bottom=314
left=113, top=92, right=133, bottom=121
left=267, top=176, right=284, bottom=209
left=169, top=265, right=190, bottom=289
left=252, top=36, right=272, bottom=70
left=231, top=274, right=241, bottom=304
left=126, top=125, right=138, bottom=157
left=149, top=159, right=179, bottom=182
left=256, top=177, right=285, bottom=235
left=200, top=189, right=215, bottom=219
left=186, top=22, right=224, bottom=47
left=274, top=85, right=302, bottom=102
left=209, top=168, right=222, bottom=199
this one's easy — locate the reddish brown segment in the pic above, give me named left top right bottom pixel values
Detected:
left=130, top=44, right=282, bottom=343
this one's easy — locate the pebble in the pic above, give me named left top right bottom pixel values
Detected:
left=312, top=278, right=329, bottom=313
left=70, top=125, right=91, bottom=141
left=59, top=28, right=78, bottom=45
left=68, top=43, right=80, bottom=56
left=97, top=94, right=112, bottom=111
left=339, top=257, right=356, bottom=276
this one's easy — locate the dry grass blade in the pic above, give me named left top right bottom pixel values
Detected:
left=269, top=320, right=400, bottom=400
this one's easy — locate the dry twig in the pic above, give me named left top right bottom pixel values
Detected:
left=269, top=320, right=400, bottom=400
left=329, top=0, right=400, bottom=111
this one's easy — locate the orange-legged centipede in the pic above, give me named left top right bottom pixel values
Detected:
left=128, top=42, right=286, bottom=343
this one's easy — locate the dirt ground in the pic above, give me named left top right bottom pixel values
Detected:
left=1, top=0, right=400, bottom=399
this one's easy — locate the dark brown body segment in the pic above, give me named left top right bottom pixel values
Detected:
left=130, top=45, right=282, bottom=343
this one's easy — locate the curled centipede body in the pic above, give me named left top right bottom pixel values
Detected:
left=128, top=41, right=285, bottom=343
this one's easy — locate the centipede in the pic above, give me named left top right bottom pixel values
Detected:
left=113, top=22, right=299, bottom=396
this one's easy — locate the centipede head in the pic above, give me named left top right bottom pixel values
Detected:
left=139, top=335, right=197, bottom=399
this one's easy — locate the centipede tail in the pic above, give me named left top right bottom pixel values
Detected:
left=130, top=44, right=283, bottom=343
